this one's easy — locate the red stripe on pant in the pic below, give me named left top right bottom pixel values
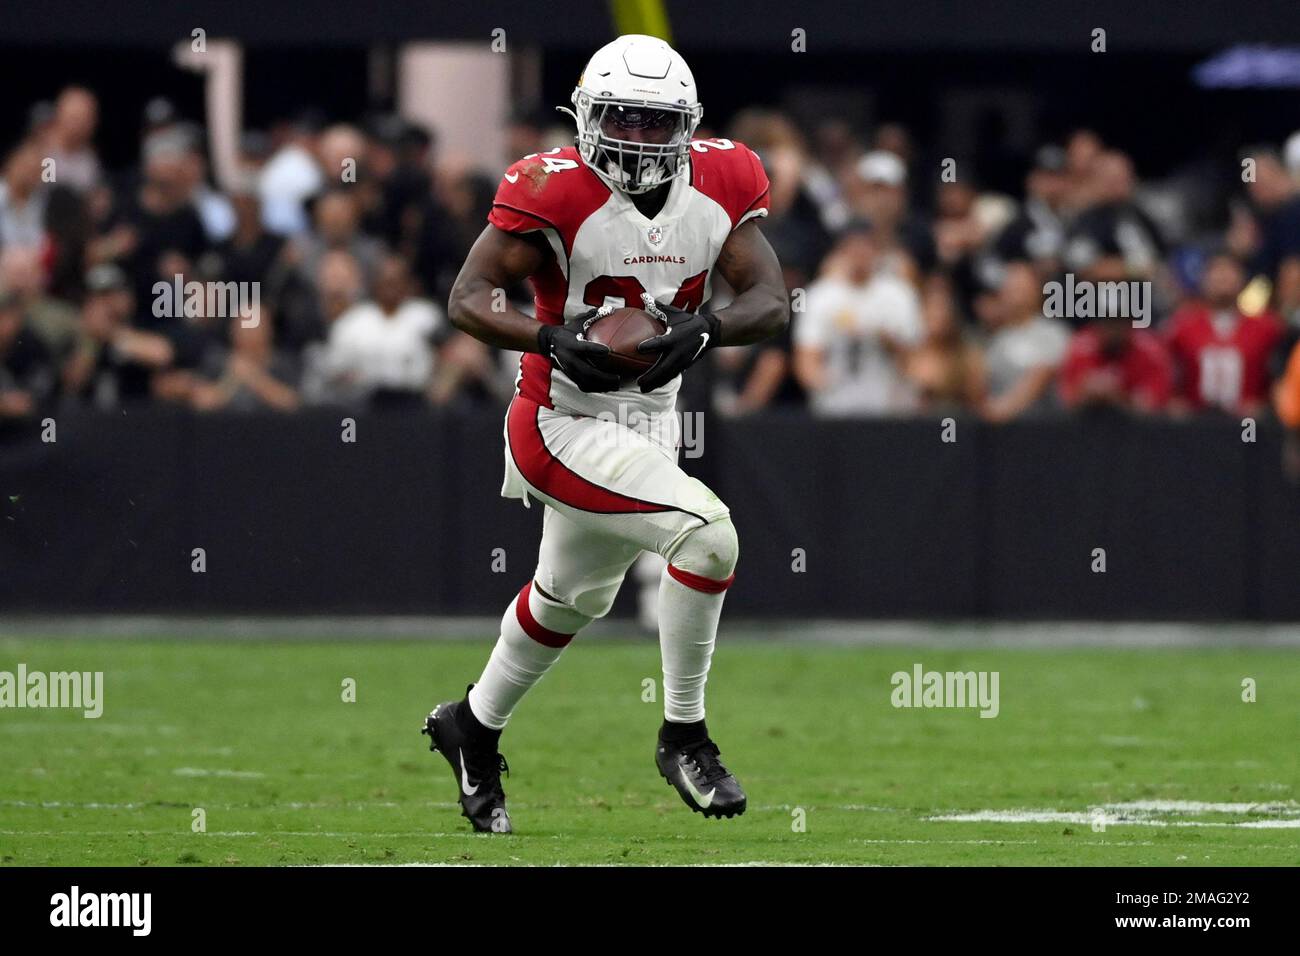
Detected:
left=666, top=564, right=735, bottom=594
left=506, top=397, right=674, bottom=515
left=515, top=581, right=574, bottom=648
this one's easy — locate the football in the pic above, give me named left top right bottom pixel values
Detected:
left=584, top=307, right=667, bottom=384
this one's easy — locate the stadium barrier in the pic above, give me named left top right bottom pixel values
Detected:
left=3, top=408, right=1298, bottom=620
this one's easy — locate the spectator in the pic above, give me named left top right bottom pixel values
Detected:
left=933, top=173, right=1006, bottom=314
left=173, top=308, right=300, bottom=413
left=176, top=130, right=236, bottom=244
left=259, top=114, right=325, bottom=236
left=1, top=137, right=93, bottom=304
left=287, top=189, right=386, bottom=291
left=47, top=86, right=102, bottom=194
left=316, top=254, right=444, bottom=407
left=1164, top=251, right=1283, bottom=416
left=1063, top=128, right=1104, bottom=213
left=63, top=264, right=174, bottom=408
left=843, top=150, right=935, bottom=282
left=0, top=288, right=58, bottom=419
left=794, top=222, right=923, bottom=416
left=729, top=108, right=844, bottom=245
left=1063, top=151, right=1165, bottom=285
left=504, top=109, right=545, bottom=168
left=0, top=140, right=51, bottom=250
left=981, top=262, right=1071, bottom=421
left=98, top=129, right=210, bottom=309
left=813, top=118, right=866, bottom=181
left=901, top=274, right=985, bottom=414
left=1058, top=317, right=1173, bottom=415
left=298, top=249, right=364, bottom=402
left=0, top=246, right=81, bottom=366
left=316, top=124, right=368, bottom=187
left=211, top=184, right=288, bottom=295
left=992, top=145, right=1071, bottom=276
left=1243, top=148, right=1300, bottom=282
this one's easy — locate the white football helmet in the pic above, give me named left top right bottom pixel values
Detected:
left=563, top=34, right=703, bottom=195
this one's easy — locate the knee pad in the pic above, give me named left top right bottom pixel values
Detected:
left=506, top=580, right=593, bottom=641
left=531, top=568, right=623, bottom=623
left=667, top=517, right=739, bottom=584
left=567, top=578, right=624, bottom=621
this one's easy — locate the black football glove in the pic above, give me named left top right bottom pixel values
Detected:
left=537, top=306, right=621, bottom=393
left=635, top=293, right=722, bottom=393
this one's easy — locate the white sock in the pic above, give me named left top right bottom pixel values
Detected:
left=657, top=565, right=732, bottom=724
left=467, top=582, right=589, bottom=730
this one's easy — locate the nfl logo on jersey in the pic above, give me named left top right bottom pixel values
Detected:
left=647, top=224, right=663, bottom=245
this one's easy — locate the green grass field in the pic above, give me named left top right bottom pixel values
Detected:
left=2, top=633, right=1298, bottom=866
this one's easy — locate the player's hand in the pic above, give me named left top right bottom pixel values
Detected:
left=635, top=293, right=721, bottom=393
left=537, top=307, right=621, bottom=393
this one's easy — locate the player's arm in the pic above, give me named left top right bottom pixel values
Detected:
left=637, top=220, right=788, bottom=392
left=448, top=224, right=619, bottom=392
left=446, top=225, right=549, bottom=352
left=711, top=220, right=790, bottom=346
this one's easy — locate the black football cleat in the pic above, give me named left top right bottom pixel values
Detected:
left=656, top=730, right=747, bottom=819
left=421, top=687, right=512, bottom=833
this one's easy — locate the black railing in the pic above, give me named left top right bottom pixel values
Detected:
left=2, top=408, right=1298, bottom=620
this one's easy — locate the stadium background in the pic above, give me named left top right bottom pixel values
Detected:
left=4, top=0, right=1300, bottom=623
left=2, top=0, right=1300, bottom=872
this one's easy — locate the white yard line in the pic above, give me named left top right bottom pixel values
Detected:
left=929, top=803, right=1300, bottom=828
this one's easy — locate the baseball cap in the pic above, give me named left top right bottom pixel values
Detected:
left=856, top=150, right=907, bottom=187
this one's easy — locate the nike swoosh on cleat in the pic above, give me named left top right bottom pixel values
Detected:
left=679, top=765, right=716, bottom=808
left=458, top=748, right=479, bottom=796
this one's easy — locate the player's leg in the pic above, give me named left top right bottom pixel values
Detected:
left=633, top=551, right=667, bottom=632
left=652, top=515, right=746, bottom=817
left=503, top=397, right=747, bottom=816
left=467, top=505, right=641, bottom=729
left=423, top=503, right=640, bottom=833
left=656, top=515, right=739, bottom=725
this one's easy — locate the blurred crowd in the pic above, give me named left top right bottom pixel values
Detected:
left=4, top=84, right=1300, bottom=426
left=725, top=111, right=1300, bottom=425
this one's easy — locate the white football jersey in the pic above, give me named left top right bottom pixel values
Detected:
left=488, top=140, right=770, bottom=422
left=795, top=274, right=924, bottom=416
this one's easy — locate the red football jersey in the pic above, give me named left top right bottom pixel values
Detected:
left=1164, top=304, right=1283, bottom=412
left=486, top=141, right=769, bottom=416
left=1058, top=327, right=1174, bottom=412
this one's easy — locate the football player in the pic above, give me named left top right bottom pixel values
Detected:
left=423, top=34, right=787, bottom=832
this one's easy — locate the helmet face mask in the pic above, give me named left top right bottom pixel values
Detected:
left=565, top=35, right=702, bottom=196
left=573, top=94, right=700, bottom=194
